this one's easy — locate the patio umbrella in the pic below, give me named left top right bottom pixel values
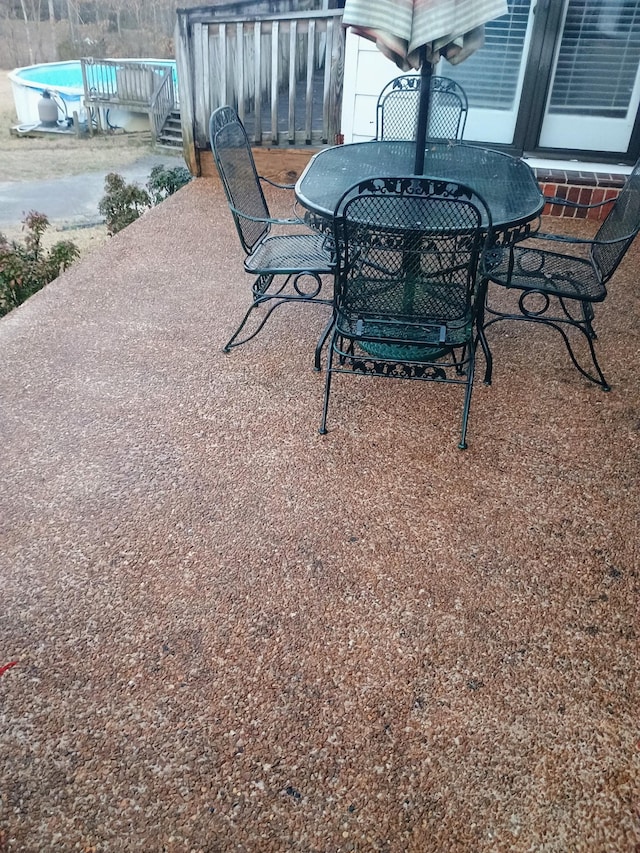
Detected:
left=343, top=0, right=508, bottom=173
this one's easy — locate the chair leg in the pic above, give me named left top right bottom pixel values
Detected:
left=557, top=320, right=611, bottom=391
left=477, top=326, right=493, bottom=385
left=451, top=345, right=466, bottom=376
left=458, top=348, right=476, bottom=450
left=315, top=314, right=335, bottom=371
left=476, top=291, right=493, bottom=385
left=225, top=272, right=331, bottom=360
left=484, top=287, right=610, bottom=391
left=319, top=335, right=337, bottom=434
left=223, top=274, right=276, bottom=353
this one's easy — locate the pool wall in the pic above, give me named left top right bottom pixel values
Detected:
left=10, top=61, right=84, bottom=126
left=8, top=60, right=174, bottom=132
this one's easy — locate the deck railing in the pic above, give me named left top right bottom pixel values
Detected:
left=80, top=58, right=178, bottom=139
left=150, top=70, right=176, bottom=141
left=176, top=6, right=345, bottom=173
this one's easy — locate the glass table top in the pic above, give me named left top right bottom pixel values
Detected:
left=296, top=141, right=544, bottom=233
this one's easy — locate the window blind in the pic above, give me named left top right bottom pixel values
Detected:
left=548, top=0, right=640, bottom=117
left=440, top=0, right=531, bottom=109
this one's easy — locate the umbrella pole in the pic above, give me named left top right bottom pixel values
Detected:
left=414, top=50, right=433, bottom=175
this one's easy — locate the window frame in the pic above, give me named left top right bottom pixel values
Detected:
left=515, top=0, right=640, bottom=164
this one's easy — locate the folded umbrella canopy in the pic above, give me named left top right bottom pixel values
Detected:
left=343, top=0, right=508, bottom=172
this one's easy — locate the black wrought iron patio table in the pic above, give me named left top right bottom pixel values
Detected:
left=295, top=140, right=544, bottom=241
left=297, top=141, right=544, bottom=372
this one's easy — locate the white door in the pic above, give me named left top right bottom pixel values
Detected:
left=341, top=0, right=536, bottom=146
left=539, top=0, right=640, bottom=152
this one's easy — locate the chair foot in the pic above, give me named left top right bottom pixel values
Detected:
left=457, top=440, right=467, bottom=450
left=318, top=426, right=328, bottom=435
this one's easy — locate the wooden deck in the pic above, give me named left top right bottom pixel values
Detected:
left=80, top=59, right=177, bottom=141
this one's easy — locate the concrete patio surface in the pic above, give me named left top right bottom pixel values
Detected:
left=0, top=177, right=638, bottom=851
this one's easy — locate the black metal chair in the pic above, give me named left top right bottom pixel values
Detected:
left=209, top=106, right=334, bottom=358
left=375, top=75, right=468, bottom=142
left=319, top=176, right=493, bottom=449
left=484, top=158, right=640, bottom=390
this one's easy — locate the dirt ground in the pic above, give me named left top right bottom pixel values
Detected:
left=0, top=69, right=162, bottom=255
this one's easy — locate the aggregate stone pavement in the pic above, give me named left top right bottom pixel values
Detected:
left=0, top=179, right=638, bottom=852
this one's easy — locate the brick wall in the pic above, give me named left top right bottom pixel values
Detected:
left=534, top=167, right=626, bottom=220
left=202, top=146, right=629, bottom=222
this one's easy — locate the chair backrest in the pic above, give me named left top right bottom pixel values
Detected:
left=592, top=157, right=640, bottom=283
left=209, top=106, right=270, bottom=255
left=333, top=177, right=490, bottom=330
left=376, top=75, right=468, bottom=142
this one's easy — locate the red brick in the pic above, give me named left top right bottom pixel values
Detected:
left=579, top=187, right=592, bottom=204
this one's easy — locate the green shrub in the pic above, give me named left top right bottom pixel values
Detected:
left=98, top=172, right=152, bottom=236
left=98, top=165, right=192, bottom=235
left=146, top=164, right=192, bottom=205
left=0, top=212, right=80, bottom=318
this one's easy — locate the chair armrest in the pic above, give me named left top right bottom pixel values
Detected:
left=533, top=231, right=597, bottom=245
left=259, top=175, right=296, bottom=191
left=228, top=203, right=305, bottom=227
left=533, top=228, right=639, bottom=246
left=543, top=194, right=615, bottom=210
left=257, top=174, right=305, bottom=220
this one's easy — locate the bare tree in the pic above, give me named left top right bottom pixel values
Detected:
left=47, top=0, right=56, bottom=59
left=66, top=0, right=77, bottom=51
left=2, top=0, right=276, bottom=66
left=18, top=0, right=34, bottom=63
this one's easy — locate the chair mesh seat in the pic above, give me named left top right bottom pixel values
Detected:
left=491, top=246, right=607, bottom=301
left=245, top=232, right=332, bottom=274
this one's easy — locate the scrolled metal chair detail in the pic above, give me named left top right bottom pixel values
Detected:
left=375, top=75, right=468, bottom=142
left=209, top=106, right=334, bottom=360
left=484, top=158, right=640, bottom=390
left=319, top=176, right=494, bottom=449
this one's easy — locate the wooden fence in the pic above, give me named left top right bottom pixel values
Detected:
left=175, top=5, right=345, bottom=174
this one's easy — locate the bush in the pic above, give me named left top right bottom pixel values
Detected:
left=146, top=164, right=192, bottom=205
left=0, top=212, right=80, bottom=318
left=98, top=172, right=152, bottom=236
left=98, top=165, right=192, bottom=235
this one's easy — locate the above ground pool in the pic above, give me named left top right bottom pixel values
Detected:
left=8, top=59, right=177, bottom=132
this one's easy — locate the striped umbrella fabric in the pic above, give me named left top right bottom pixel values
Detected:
left=343, top=0, right=508, bottom=71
